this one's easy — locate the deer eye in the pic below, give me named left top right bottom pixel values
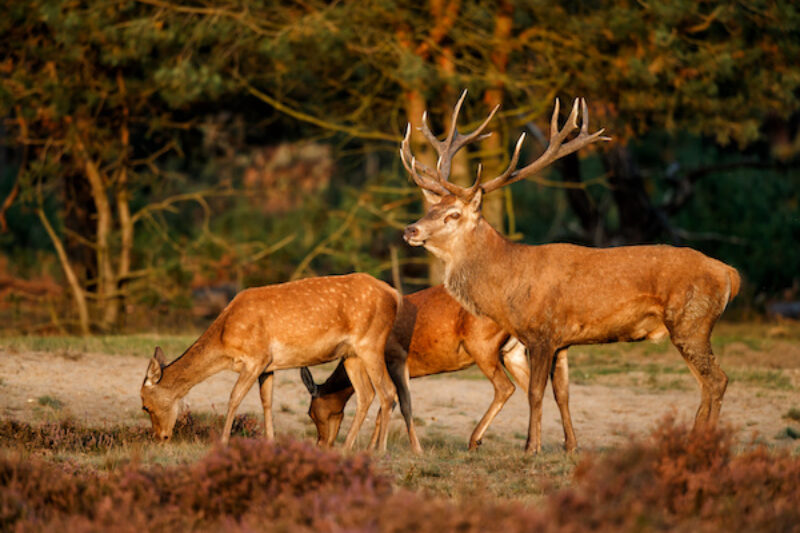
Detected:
left=444, top=212, right=461, bottom=223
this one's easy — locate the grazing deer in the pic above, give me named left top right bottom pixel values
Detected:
left=301, top=285, right=577, bottom=451
left=140, top=273, right=414, bottom=452
left=400, top=91, right=740, bottom=452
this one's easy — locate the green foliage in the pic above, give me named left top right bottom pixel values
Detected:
left=1, top=0, right=799, bottom=332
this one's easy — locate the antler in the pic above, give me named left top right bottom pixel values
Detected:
left=481, top=98, right=610, bottom=194
left=400, top=92, right=610, bottom=198
left=399, top=90, right=498, bottom=199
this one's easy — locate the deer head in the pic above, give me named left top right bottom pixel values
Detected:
left=402, top=91, right=609, bottom=257
left=140, top=346, right=179, bottom=441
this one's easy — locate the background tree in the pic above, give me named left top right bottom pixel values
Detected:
left=1, top=0, right=798, bottom=333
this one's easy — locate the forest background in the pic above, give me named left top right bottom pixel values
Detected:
left=1, top=0, right=798, bottom=335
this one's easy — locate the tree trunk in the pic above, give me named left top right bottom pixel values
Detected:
left=480, top=0, right=513, bottom=232
left=603, top=145, right=673, bottom=244
left=559, top=152, right=605, bottom=245
left=116, top=166, right=132, bottom=329
left=404, top=89, right=445, bottom=284
left=37, top=208, right=90, bottom=335
left=73, top=130, right=118, bottom=330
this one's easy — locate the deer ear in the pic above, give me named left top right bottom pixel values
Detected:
left=421, top=188, right=443, bottom=207
left=154, top=346, right=167, bottom=365
left=146, top=347, right=166, bottom=385
left=300, top=367, right=320, bottom=398
left=467, top=186, right=483, bottom=213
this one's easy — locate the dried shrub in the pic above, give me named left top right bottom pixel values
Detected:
left=0, top=412, right=262, bottom=452
left=2, top=418, right=798, bottom=532
left=547, top=417, right=800, bottom=532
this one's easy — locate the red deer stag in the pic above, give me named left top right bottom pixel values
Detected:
left=140, top=273, right=415, bottom=451
left=401, top=91, right=740, bottom=452
left=301, top=285, right=576, bottom=451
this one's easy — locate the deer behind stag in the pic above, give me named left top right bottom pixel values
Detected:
left=140, top=273, right=416, bottom=452
left=301, top=285, right=577, bottom=451
left=401, top=92, right=740, bottom=453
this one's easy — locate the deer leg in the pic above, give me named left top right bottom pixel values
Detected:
left=356, top=345, right=397, bottom=452
left=501, top=338, right=530, bottom=394
left=341, top=357, right=375, bottom=450
left=258, top=371, right=275, bottom=440
left=221, top=365, right=261, bottom=445
left=672, top=333, right=728, bottom=430
left=386, top=342, right=423, bottom=454
left=326, top=411, right=345, bottom=447
left=550, top=349, right=577, bottom=452
left=368, top=407, right=383, bottom=449
left=525, top=341, right=555, bottom=454
left=468, top=346, right=516, bottom=450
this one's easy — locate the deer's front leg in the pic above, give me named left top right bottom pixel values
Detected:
left=258, top=371, right=275, bottom=440
left=550, top=349, right=577, bottom=452
left=341, top=357, right=374, bottom=450
left=221, top=365, right=261, bottom=445
left=525, top=341, right=555, bottom=454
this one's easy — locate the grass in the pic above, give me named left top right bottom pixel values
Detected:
left=379, top=430, right=577, bottom=501
left=785, top=407, right=800, bottom=422
left=0, top=334, right=198, bottom=357
left=728, top=369, right=794, bottom=390
left=36, top=395, right=63, bottom=410
left=0, top=414, right=576, bottom=501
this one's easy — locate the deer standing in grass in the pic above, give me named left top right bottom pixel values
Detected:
left=401, top=92, right=740, bottom=452
left=301, top=285, right=577, bottom=451
left=141, top=273, right=418, bottom=452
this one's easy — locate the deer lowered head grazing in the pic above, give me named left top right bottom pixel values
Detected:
left=141, top=273, right=414, bottom=451
left=300, top=285, right=576, bottom=451
left=401, top=91, right=740, bottom=453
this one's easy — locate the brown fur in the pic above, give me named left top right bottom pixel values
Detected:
left=302, top=285, right=577, bottom=451
left=405, top=194, right=740, bottom=452
left=140, top=273, right=414, bottom=452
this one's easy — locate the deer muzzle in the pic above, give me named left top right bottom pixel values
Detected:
left=403, top=224, right=424, bottom=246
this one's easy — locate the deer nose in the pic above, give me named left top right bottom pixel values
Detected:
left=403, top=225, right=419, bottom=242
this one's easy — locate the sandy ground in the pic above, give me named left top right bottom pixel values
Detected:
left=0, top=348, right=797, bottom=451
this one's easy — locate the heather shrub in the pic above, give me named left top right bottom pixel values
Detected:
left=2, top=419, right=799, bottom=532
left=547, top=418, right=800, bottom=532
left=0, top=412, right=262, bottom=452
left=1, top=437, right=392, bottom=531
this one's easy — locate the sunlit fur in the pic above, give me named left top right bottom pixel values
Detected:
left=405, top=191, right=740, bottom=453
left=140, top=273, right=413, bottom=452
left=303, top=285, right=577, bottom=451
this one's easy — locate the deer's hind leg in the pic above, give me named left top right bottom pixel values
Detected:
left=258, top=371, right=275, bottom=440
left=341, top=356, right=374, bottom=450
left=469, top=341, right=517, bottom=450
left=354, top=343, right=397, bottom=452
left=667, top=300, right=728, bottom=430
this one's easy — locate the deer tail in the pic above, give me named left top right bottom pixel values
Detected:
left=727, top=266, right=741, bottom=303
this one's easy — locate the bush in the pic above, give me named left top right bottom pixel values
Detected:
left=1, top=419, right=798, bottom=532
left=0, top=412, right=263, bottom=452
left=547, top=418, right=800, bottom=531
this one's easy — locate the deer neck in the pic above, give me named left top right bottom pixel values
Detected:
left=158, top=335, right=229, bottom=400
left=443, top=218, right=515, bottom=318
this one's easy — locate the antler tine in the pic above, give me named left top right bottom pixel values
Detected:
left=402, top=89, right=502, bottom=199
left=435, top=100, right=500, bottom=191
left=443, top=89, right=469, bottom=149
left=400, top=124, right=451, bottom=196
left=480, top=132, right=526, bottom=195
left=481, top=98, right=610, bottom=194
